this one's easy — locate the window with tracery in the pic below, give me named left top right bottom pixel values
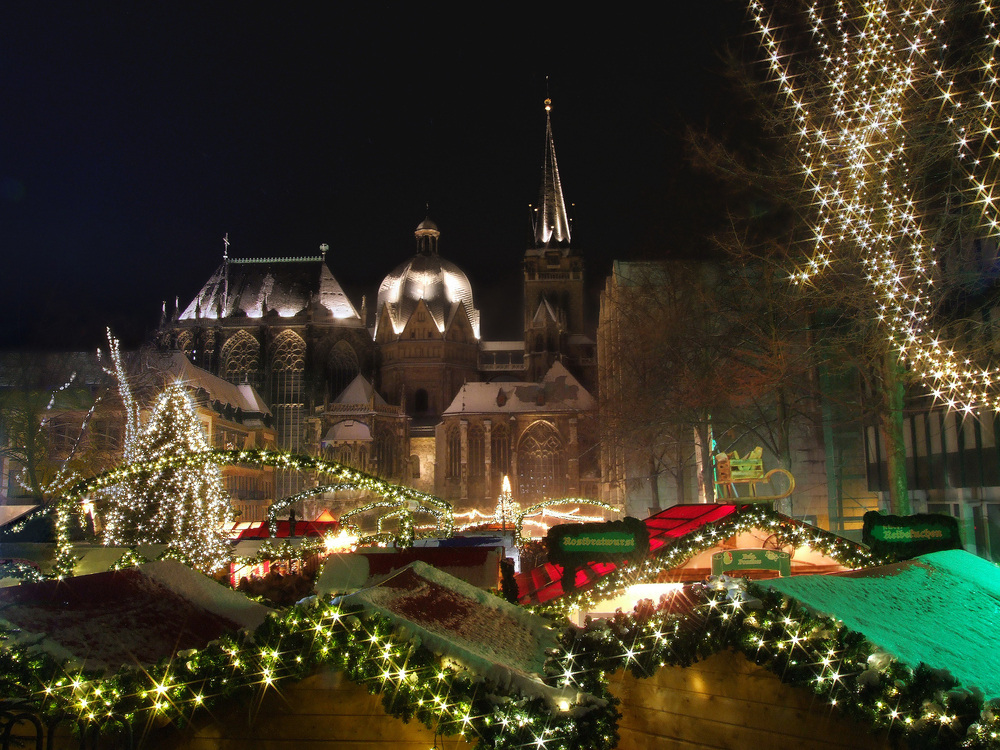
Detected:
left=374, top=425, right=396, bottom=478
left=327, top=340, right=360, bottom=400
left=222, top=330, right=261, bottom=388
left=446, top=426, right=462, bottom=478
left=175, top=331, right=194, bottom=360
left=271, top=330, right=306, bottom=496
left=517, top=422, right=566, bottom=502
left=468, top=425, right=485, bottom=478
left=491, top=422, right=511, bottom=479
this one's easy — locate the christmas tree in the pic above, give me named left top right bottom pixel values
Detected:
left=102, top=382, right=231, bottom=572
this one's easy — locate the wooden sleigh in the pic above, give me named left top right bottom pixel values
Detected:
left=714, top=447, right=795, bottom=502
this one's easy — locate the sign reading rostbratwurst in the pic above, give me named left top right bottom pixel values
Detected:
left=547, top=517, right=650, bottom=569
left=862, top=511, right=962, bottom=559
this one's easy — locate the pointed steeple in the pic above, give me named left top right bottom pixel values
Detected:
left=533, top=98, right=571, bottom=249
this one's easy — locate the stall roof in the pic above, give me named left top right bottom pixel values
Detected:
left=763, top=549, right=1000, bottom=700
left=233, top=519, right=339, bottom=540
left=0, top=560, right=271, bottom=671
left=515, top=504, right=739, bottom=606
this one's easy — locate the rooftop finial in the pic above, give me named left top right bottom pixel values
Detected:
left=223, top=232, right=229, bottom=261
left=544, top=97, right=552, bottom=112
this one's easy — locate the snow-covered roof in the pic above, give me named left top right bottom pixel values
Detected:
left=532, top=297, right=561, bottom=325
left=341, top=561, right=590, bottom=708
left=333, top=374, right=388, bottom=407
left=764, top=549, right=1000, bottom=700
left=0, top=560, right=272, bottom=671
left=375, top=238, right=480, bottom=339
left=149, top=351, right=271, bottom=418
left=323, top=420, right=372, bottom=443
left=179, top=258, right=363, bottom=324
left=443, top=361, right=594, bottom=415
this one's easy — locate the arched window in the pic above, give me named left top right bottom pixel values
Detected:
left=175, top=331, right=194, bottom=360
left=468, top=425, right=485, bottom=478
left=517, top=422, right=566, bottom=502
left=327, top=340, right=360, bottom=400
left=491, top=422, right=511, bottom=479
left=222, top=330, right=261, bottom=388
left=446, top=426, right=462, bottom=478
left=374, top=425, right=396, bottom=478
left=271, top=331, right=306, bottom=497
left=414, top=388, right=429, bottom=413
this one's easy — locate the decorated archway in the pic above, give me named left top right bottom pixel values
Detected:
left=54, top=449, right=453, bottom=576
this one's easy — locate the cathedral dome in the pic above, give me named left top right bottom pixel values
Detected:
left=375, top=220, right=480, bottom=338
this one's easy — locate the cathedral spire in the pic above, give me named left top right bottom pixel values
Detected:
left=533, top=98, right=571, bottom=249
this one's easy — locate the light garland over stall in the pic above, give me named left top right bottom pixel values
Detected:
left=53, top=450, right=455, bottom=577
left=3, top=573, right=997, bottom=749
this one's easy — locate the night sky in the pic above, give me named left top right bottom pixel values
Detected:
left=1, top=4, right=748, bottom=349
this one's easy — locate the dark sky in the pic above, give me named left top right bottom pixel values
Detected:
left=0, top=3, right=748, bottom=349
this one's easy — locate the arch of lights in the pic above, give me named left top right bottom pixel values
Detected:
left=514, top=497, right=622, bottom=547
left=749, top=0, right=1000, bottom=412
left=54, top=449, right=453, bottom=576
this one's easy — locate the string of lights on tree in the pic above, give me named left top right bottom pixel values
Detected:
left=3, top=575, right=996, bottom=749
left=749, top=0, right=1000, bottom=412
left=100, top=382, right=232, bottom=573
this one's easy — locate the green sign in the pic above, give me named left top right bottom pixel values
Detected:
left=863, top=512, right=961, bottom=559
left=711, top=549, right=791, bottom=577
left=557, top=531, right=638, bottom=554
left=546, top=517, right=650, bottom=571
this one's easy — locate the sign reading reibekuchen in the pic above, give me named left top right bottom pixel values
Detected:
left=862, top=511, right=962, bottom=559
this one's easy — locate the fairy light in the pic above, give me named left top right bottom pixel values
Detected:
left=749, top=0, right=1000, bottom=411
left=99, top=381, right=232, bottom=573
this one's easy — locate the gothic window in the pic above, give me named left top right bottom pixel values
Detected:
left=271, top=330, right=306, bottom=496
left=492, top=422, right=511, bottom=479
left=446, top=426, right=461, bottom=478
left=222, top=330, right=261, bottom=388
left=414, top=388, right=429, bottom=414
left=327, top=340, right=360, bottom=400
left=517, top=421, right=566, bottom=502
left=468, top=425, right=485, bottom=478
left=374, top=425, right=396, bottom=478
left=175, top=331, right=194, bottom=360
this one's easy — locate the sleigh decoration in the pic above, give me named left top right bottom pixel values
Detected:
left=714, top=447, right=795, bottom=503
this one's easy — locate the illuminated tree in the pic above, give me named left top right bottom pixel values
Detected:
left=102, top=382, right=231, bottom=571
left=732, top=0, right=1000, bottom=512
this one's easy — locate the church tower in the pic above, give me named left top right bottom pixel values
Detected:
left=523, top=99, right=590, bottom=384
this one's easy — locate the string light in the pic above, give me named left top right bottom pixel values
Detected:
left=99, top=382, right=232, bottom=573
left=750, top=0, right=1000, bottom=411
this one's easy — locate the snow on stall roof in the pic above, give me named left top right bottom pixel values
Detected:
left=0, top=560, right=272, bottom=672
left=763, top=549, right=1000, bottom=699
left=153, top=351, right=271, bottom=417
left=342, top=561, right=592, bottom=708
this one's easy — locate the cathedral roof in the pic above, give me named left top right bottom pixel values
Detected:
left=529, top=98, right=572, bottom=253
left=334, top=373, right=388, bottom=407
left=442, top=362, right=594, bottom=415
left=179, top=256, right=362, bottom=324
left=375, top=220, right=480, bottom=338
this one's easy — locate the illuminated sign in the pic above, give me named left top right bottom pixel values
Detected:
left=711, top=549, right=791, bottom=577
left=862, top=512, right=962, bottom=559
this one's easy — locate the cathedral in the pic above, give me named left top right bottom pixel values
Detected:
left=157, top=100, right=598, bottom=516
